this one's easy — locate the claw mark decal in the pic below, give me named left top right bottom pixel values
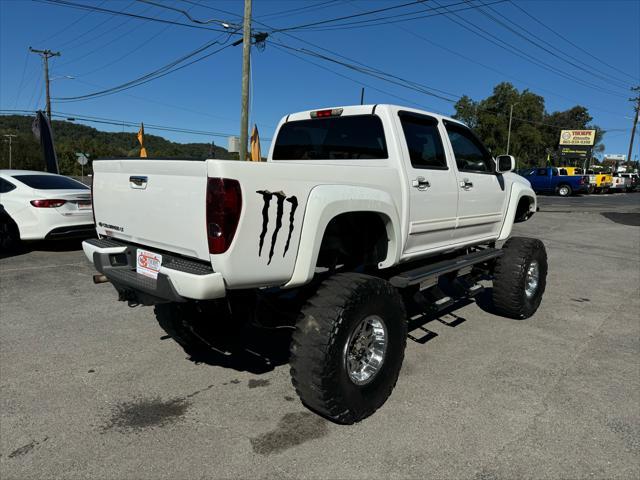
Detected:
left=256, top=190, right=299, bottom=265
left=256, top=190, right=273, bottom=256
left=283, top=196, right=298, bottom=257
left=268, top=192, right=287, bottom=265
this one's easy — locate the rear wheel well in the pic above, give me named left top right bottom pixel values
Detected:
left=317, top=212, right=389, bottom=270
left=514, top=196, right=535, bottom=223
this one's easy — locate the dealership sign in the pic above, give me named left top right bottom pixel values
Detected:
left=559, top=129, right=596, bottom=146
left=559, top=145, right=591, bottom=160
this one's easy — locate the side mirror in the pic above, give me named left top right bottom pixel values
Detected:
left=496, top=155, right=515, bottom=173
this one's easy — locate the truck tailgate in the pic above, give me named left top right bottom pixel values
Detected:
left=93, top=159, right=209, bottom=260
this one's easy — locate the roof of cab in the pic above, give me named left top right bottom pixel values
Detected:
left=283, top=104, right=466, bottom=127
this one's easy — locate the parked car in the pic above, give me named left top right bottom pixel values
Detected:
left=83, top=104, right=546, bottom=424
left=610, top=175, right=631, bottom=192
left=586, top=170, right=613, bottom=193
left=558, top=166, right=595, bottom=193
left=0, top=170, right=94, bottom=250
left=518, top=166, right=589, bottom=196
left=618, top=172, right=639, bottom=191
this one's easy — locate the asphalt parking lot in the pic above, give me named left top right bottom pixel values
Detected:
left=1, top=193, right=639, bottom=480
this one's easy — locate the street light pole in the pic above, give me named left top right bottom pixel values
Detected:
left=29, top=48, right=61, bottom=121
left=3, top=134, right=16, bottom=169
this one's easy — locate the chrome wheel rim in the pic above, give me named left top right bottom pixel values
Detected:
left=345, top=315, right=387, bottom=386
left=559, top=186, right=569, bottom=196
left=525, top=260, right=540, bottom=298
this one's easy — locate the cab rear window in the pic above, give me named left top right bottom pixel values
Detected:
left=272, top=115, right=388, bottom=160
left=13, top=174, right=89, bottom=190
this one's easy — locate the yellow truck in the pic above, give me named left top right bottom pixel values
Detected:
left=559, top=167, right=612, bottom=193
left=586, top=170, right=613, bottom=193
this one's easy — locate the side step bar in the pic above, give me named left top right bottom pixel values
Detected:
left=390, top=248, right=503, bottom=289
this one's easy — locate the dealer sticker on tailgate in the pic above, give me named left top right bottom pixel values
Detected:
left=136, top=249, right=163, bottom=279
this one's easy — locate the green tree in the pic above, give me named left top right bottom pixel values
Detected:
left=453, top=82, right=603, bottom=168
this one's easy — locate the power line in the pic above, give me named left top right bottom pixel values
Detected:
left=270, top=43, right=448, bottom=114
left=264, top=2, right=630, bottom=119
left=269, top=40, right=610, bottom=132
left=255, top=0, right=341, bottom=21
left=0, top=109, right=273, bottom=141
left=34, top=0, right=107, bottom=45
left=53, top=35, right=236, bottom=102
left=508, top=0, right=639, bottom=83
left=271, top=41, right=459, bottom=103
left=135, top=0, right=240, bottom=27
left=277, top=0, right=508, bottom=32
left=13, top=52, right=32, bottom=109
left=52, top=0, right=137, bottom=51
left=268, top=0, right=427, bottom=33
left=428, top=0, right=628, bottom=99
left=470, top=0, right=632, bottom=91
left=55, top=2, right=157, bottom=68
left=33, top=0, right=239, bottom=34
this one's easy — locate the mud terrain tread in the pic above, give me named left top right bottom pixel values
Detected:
left=290, top=272, right=406, bottom=424
left=493, top=237, right=547, bottom=319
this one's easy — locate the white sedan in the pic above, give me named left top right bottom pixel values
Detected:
left=0, top=170, right=95, bottom=250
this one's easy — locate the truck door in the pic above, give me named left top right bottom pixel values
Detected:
left=442, top=120, right=507, bottom=241
left=397, top=111, right=459, bottom=254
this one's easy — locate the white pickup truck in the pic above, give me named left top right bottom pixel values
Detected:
left=84, top=104, right=546, bottom=424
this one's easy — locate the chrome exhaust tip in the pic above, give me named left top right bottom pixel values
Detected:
left=93, top=274, right=109, bottom=284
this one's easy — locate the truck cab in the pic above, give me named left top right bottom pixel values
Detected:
left=518, top=166, right=589, bottom=196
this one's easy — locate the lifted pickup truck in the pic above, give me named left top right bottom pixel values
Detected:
left=84, top=105, right=546, bottom=424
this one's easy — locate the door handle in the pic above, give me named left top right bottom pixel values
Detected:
left=129, top=176, right=148, bottom=189
left=412, top=177, right=430, bottom=190
left=460, top=179, right=473, bottom=190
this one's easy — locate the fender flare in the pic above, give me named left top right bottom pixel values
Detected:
left=498, top=183, right=536, bottom=241
left=284, top=184, right=401, bottom=288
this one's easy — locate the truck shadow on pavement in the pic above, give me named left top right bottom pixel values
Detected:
left=177, top=323, right=294, bottom=375
left=171, top=289, right=497, bottom=375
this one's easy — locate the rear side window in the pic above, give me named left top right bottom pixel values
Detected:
left=272, top=115, right=388, bottom=160
left=398, top=112, right=447, bottom=169
left=443, top=121, right=494, bottom=173
left=0, top=178, right=16, bottom=193
left=12, top=174, right=89, bottom=190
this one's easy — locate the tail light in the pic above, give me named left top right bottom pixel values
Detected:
left=30, top=199, right=66, bottom=208
left=579, top=177, right=586, bottom=185
left=206, top=177, right=242, bottom=254
left=310, top=108, right=343, bottom=118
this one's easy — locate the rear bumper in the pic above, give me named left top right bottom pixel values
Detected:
left=46, top=224, right=95, bottom=240
left=82, top=238, right=226, bottom=304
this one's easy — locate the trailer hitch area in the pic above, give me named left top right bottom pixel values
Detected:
left=117, top=289, right=140, bottom=307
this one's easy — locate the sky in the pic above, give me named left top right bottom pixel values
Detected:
left=1, top=0, right=639, bottom=159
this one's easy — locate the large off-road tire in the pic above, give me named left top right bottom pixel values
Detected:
left=492, top=237, right=547, bottom=319
left=557, top=184, right=572, bottom=197
left=290, top=272, right=407, bottom=424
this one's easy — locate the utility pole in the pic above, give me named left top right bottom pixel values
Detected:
left=3, top=134, right=17, bottom=169
left=506, top=103, right=517, bottom=155
left=238, top=0, right=252, bottom=162
left=627, top=87, right=640, bottom=170
left=29, top=47, right=60, bottom=121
